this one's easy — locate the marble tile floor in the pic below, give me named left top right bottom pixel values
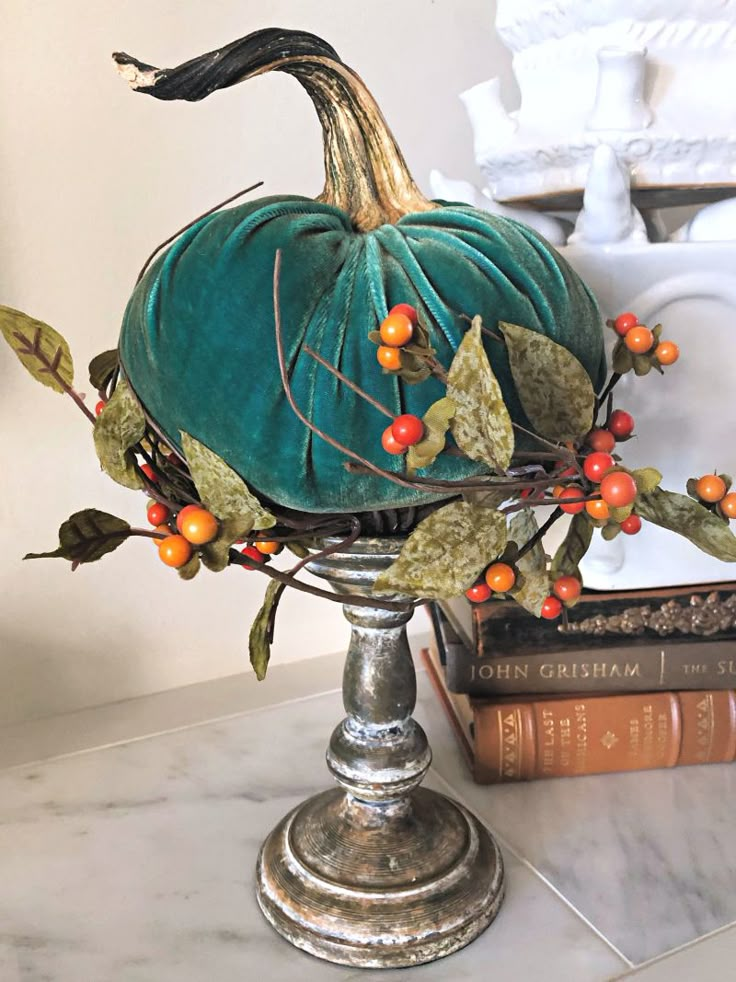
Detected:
left=1, top=649, right=736, bottom=981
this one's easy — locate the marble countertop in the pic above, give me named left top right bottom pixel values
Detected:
left=2, top=642, right=736, bottom=981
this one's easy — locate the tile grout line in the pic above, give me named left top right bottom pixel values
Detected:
left=427, top=765, right=635, bottom=971
left=609, top=916, right=736, bottom=979
left=0, top=684, right=344, bottom=774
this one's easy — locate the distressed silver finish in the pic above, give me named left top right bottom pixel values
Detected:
left=255, top=537, right=505, bottom=968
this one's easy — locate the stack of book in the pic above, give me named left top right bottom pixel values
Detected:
left=423, top=583, right=736, bottom=783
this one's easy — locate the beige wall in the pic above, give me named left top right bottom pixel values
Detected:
left=0, top=1, right=511, bottom=725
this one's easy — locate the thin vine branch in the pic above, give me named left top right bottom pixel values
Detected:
left=136, top=180, right=264, bottom=284
left=303, top=344, right=394, bottom=419
left=515, top=506, right=563, bottom=562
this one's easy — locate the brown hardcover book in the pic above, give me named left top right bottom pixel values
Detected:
left=440, top=581, right=736, bottom=660
left=431, top=604, right=736, bottom=696
left=420, top=646, right=736, bottom=784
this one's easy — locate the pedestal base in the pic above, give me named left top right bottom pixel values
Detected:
left=255, top=786, right=504, bottom=968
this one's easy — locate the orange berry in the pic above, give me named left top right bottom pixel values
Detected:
left=379, top=312, right=414, bottom=347
left=586, top=498, right=610, bottom=521
left=696, top=474, right=727, bottom=503
left=151, top=524, right=172, bottom=545
left=655, top=340, right=679, bottom=366
left=179, top=507, right=219, bottom=545
left=720, top=493, right=736, bottom=519
left=377, top=346, right=402, bottom=370
left=485, top=562, right=516, bottom=593
left=255, top=540, right=282, bottom=555
left=624, top=326, right=654, bottom=354
left=552, top=485, right=566, bottom=498
left=381, top=425, right=407, bottom=455
left=158, top=534, right=192, bottom=568
left=176, top=504, right=201, bottom=533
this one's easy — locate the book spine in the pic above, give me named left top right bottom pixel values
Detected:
left=473, top=690, right=736, bottom=783
left=446, top=641, right=736, bottom=695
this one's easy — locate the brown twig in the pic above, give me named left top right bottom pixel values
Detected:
left=515, top=507, right=563, bottom=562
left=136, top=181, right=265, bottom=284
left=303, top=344, right=394, bottom=419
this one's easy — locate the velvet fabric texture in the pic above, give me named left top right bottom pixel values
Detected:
left=120, top=195, right=606, bottom=513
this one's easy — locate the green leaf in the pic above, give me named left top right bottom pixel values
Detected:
left=406, top=396, right=455, bottom=475
left=181, top=432, right=275, bottom=531
left=24, top=509, right=131, bottom=566
left=632, top=354, right=653, bottom=376
left=177, top=552, right=201, bottom=580
left=551, top=513, right=593, bottom=579
left=286, top=541, right=310, bottom=559
left=88, top=349, right=119, bottom=390
left=200, top=517, right=249, bottom=572
left=601, top=523, right=621, bottom=541
left=93, top=378, right=146, bottom=490
left=637, top=488, right=736, bottom=562
left=447, top=317, right=514, bottom=471
left=0, top=305, right=74, bottom=394
left=462, top=486, right=510, bottom=511
left=632, top=467, right=662, bottom=494
left=499, top=322, right=595, bottom=443
left=686, top=478, right=700, bottom=500
left=612, top=340, right=634, bottom=375
left=609, top=503, right=634, bottom=522
left=373, top=501, right=508, bottom=600
left=508, top=508, right=549, bottom=616
left=249, top=580, right=285, bottom=681
left=396, top=349, right=431, bottom=385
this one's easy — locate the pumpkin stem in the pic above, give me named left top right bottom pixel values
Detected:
left=113, top=28, right=437, bottom=232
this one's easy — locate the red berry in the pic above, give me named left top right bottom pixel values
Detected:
left=140, top=463, right=158, bottom=483
left=466, top=583, right=492, bottom=603
left=541, top=596, right=563, bottom=620
left=240, top=545, right=267, bottom=569
left=95, top=400, right=106, bottom=416
left=147, top=502, right=171, bottom=526
left=391, top=414, right=424, bottom=446
left=600, top=471, right=638, bottom=507
left=614, top=312, right=638, bottom=336
left=176, top=504, right=202, bottom=533
left=381, top=425, right=407, bottom=455
left=553, top=575, right=582, bottom=602
left=583, top=452, right=615, bottom=483
left=608, top=410, right=635, bottom=440
left=559, top=486, right=586, bottom=514
left=586, top=429, right=616, bottom=454
left=389, top=303, right=418, bottom=325
left=620, top=514, right=642, bottom=535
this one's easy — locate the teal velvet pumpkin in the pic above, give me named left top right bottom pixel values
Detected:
left=115, top=29, right=605, bottom=514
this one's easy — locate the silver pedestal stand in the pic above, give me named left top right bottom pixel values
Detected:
left=255, top=537, right=505, bottom=968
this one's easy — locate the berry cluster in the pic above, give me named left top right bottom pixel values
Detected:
left=613, top=312, right=679, bottom=367
left=376, top=303, right=418, bottom=371
left=691, top=473, right=736, bottom=522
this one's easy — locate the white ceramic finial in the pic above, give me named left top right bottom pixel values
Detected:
left=460, top=78, right=517, bottom=157
left=569, top=144, right=647, bottom=245
left=587, top=46, right=654, bottom=132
